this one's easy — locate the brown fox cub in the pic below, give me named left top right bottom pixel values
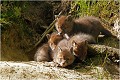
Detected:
left=55, top=15, right=113, bottom=39
left=68, top=33, right=89, bottom=61
left=52, top=39, right=75, bottom=67
left=46, top=32, right=63, bottom=50
left=34, top=43, right=52, bottom=62
left=70, top=40, right=88, bottom=62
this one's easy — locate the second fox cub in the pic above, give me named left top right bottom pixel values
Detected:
left=55, top=15, right=113, bottom=39
left=47, top=32, right=63, bottom=50
left=68, top=33, right=89, bottom=61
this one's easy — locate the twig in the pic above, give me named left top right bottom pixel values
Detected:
left=27, top=8, right=65, bottom=52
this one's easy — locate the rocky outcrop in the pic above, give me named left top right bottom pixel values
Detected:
left=0, top=61, right=94, bottom=80
left=0, top=61, right=119, bottom=80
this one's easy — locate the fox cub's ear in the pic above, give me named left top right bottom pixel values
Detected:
left=66, top=15, right=73, bottom=22
left=46, top=34, right=50, bottom=39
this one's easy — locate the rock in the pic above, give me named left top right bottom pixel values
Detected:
left=0, top=61, right=119, bottom=80
left=0, top=61, right=99, bottom=80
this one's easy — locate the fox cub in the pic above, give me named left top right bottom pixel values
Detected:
left=34, top=43, right=52, bottom=62
left=68, top=33, right=91, bottom=61
left=55, top=15, right=113, bottom=39
left=46, top=32, right=63, bottom=50
left=51, top=39, right=75, bottom=67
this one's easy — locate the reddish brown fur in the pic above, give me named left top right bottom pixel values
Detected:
left=52, top=39, right=75, bottom=67
left=69, top=33, right=96, bottom=44
left=72, top=41, right=88, bottom=61
left=55, top=15, right=113, bottom=40
left=68, top=33, right=89, bottom=61
left=47, top=32, right=63, bottom=50
left=55, top=16, right=73, bottom=36
left=34, top=43, right=52, bottom=62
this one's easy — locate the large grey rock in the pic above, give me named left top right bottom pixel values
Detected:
left=0, top=61, right=119, bottom=80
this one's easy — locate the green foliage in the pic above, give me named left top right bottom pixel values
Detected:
left=70, top=0, right=119, bottom=25
left=1, top=1, right=28, bottom=31
left=1, top=1, right=40, bottom=60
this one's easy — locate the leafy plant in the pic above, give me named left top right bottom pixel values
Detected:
left=70, top=0, right=119, bottom=26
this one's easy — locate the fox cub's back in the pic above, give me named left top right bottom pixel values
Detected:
left=34, top=43, right=52, bottom=62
